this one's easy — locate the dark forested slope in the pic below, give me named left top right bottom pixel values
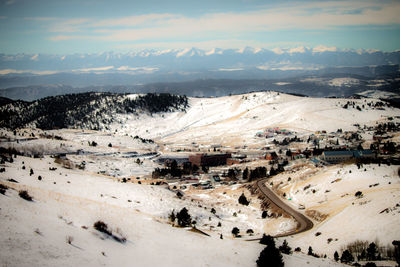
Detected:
left=0, top=92, right=188, bottom=130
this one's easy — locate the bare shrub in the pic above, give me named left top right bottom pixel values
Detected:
left=93, top=220, right=126, bottom=243
left=19, top=190, right=33, bottom=201
left=0, top=184, right=8, bottom=195
left=66, top=236, right=74, bottom=244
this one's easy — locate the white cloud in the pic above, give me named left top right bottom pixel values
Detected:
left=49, top=35, right=83, bottom=41
left=47, top=0, right=400, bottom=44
left=91, top=13, right=177, bottom=27
left=217, top=68, right=244, bottom=71
left=74, top=66, right=114, bottom=72
left=116, top=66, right=158, bottom=72
left=0, top=69, right=58, bottom=75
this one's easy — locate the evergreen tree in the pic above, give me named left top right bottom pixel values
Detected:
left=340, top=250, right=354, bottom=263
left=308, top=246, right=314, bottom=256
left=367, top=242, right=377, bottom=260
left=176, top=207, right=191, bottom=227
left=231, top=227, right=240, bottom=237
left=257, top=240, right=284, bottom=267
left=360, top=249, right=366, bottom=260
left=393, top=240, right=400, bottom=265
left=334, top=251, right=339, bottom=261
left=261, top=210, right=268, bottom=219
left=238, top=192, right=250, bottom=206
left=260, top=234, right=275, bottom=247
left=168, top=210, right=176, bottom=224
left=242, top=167, right=249, bottom=180
left=279, top=240, right=292, bottom=255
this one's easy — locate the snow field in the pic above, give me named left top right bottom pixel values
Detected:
left=270, top=163, right=400, bottom=256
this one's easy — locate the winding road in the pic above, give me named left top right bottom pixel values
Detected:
left=257, top=179, right=314, bottom=237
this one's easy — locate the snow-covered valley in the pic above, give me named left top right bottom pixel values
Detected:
left=1, top=91, right=400, bottom=266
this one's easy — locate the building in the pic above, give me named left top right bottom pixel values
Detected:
left=189, top=153, right=231, bottom=167
left=322, top=150, right=375, bottom=163
left=156, top=155, right=189, bottom=166
left=265, top=151, right=279, bottom=161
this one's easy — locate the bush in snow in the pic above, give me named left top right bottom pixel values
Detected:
left=0, top=184, right=8, bottom=195
left=238, top=192, right=250, bottom=206
left=66, top=236, right=74, bottom=244
left=93, top=220, right=126, bottom=243
left=364, top=263, right=377, bottom=267
left=279, top=240, right=292, bottom=255
left=355, top=191, right=363, bottom=198
left=246, top=229, right=254, bottom=236
left=19, top=190, right=33, bottom=201
left=231, top=227, right=240, bottom=237
left=261, top=210, right=268, bottom=219
left=168, top=210, right=176, bottom=224
left=94, top=221, right=112, bottom=236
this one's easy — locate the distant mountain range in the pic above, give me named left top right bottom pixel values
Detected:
left=0, top=47, right=399, bottom=100
left=1, top=47, right=399, bottom=75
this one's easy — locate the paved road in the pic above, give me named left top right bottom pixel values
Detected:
left=257, top=179, right=314, bottom=237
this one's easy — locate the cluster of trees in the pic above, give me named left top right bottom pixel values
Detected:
left=342, top=100, right=382, bottom=111
left=0, top=92, right=188, bottom=130
left=241, top=166, right=268, bottom=181
left=375, top=122, right=400, bottom=135
left=336, top=240, right=400, bottom=264
left=169, top=207, right=192, bottom=227
left=152, top=160, right=199, bottom=178
left=133, top=135, right=154, bottom=144
left=124, top=93, right=188, bottom=114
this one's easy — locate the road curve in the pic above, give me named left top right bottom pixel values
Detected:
left=257, top=179, right=314, bottom=237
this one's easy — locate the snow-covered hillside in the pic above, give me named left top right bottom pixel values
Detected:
left=1, top=91, right=399, bottom=266
left=0, top=154, right=344, bottom=267
left=112, top=91, right=398, bottom=148
left=267, top=162, right=400, bottom=257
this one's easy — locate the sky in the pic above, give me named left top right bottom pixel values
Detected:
left=0, top=0, right=400, bottom=54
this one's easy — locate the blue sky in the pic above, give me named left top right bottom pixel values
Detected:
left=0, top=0, right=400, bottom=54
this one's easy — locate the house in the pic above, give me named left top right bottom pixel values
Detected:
left=188, top=153, right=231, bottom=167
left=265, top=151, right=279, bottom=160
left=322, top=150, right=375, bottom=163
